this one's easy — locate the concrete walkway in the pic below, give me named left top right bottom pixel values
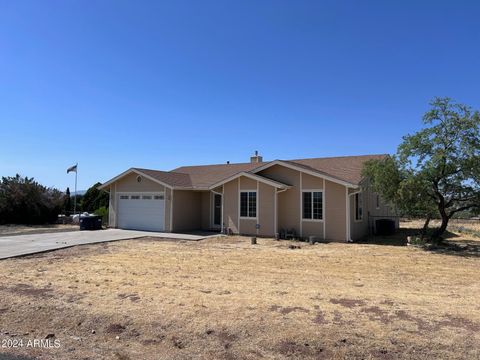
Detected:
left=0, top=229, right=217, bottom=260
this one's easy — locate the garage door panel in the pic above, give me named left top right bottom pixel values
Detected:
left=117, top=193, right=165, bottom=231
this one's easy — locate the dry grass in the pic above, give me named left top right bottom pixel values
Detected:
left=402, top=218, right=480, bottom=234
left=0, top=232, right=479, bottom=359
left=0, top=224, right=78, bottom=237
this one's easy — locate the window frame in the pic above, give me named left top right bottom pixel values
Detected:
left=302, top=189, right=324, bottom=222
left=239, top=190, right=257, bottom=219
left=354, top=192, right=363, bottom=222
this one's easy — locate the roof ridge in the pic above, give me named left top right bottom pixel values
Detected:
left=134, top=168, right=193, bottom=176
left=172, top=161, right=266, bottom=170
left=289, top=154, right=388, bottom=162
left=173, top=154, right=387, bottom=170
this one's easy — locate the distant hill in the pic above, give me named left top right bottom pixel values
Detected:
left=71, top=190, right=87, bottom=196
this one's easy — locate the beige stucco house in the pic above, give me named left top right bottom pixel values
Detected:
left=99, top=153, right=397, bottom=241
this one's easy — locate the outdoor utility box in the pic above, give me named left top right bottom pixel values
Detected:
left=375, top=219, right=396, bottom=236
left=79, top=215, right=102, bottom=231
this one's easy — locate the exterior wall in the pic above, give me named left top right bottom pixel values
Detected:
left=223, top=179, right=239, bottom=233
left=108, top=184, right=116, bottom=227
left=116, top=172, right=165, bottom=192
left=325, top=180, right=347, bottom=241
left=259, top=165, right=300, bottom=235
left=258, top=182, right=275, bottom=237
left=172, top=190, right=201, bottom=232
left=165, top=188, right=172, bottom=232
left=200, top=191, right=211, bottom=230
left=300, top=173, right=325, bottom=239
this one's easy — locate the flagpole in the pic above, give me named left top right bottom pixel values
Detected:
left=74, top=163, right=78, bottom=215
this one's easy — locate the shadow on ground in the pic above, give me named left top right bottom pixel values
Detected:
left=359, top=228, right=480, bottom=257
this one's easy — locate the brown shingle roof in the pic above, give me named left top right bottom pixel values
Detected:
left=131, top=154, right=387, bottom=189
left=132, top=168, right=193, bottom=188
left=287, top=154, right=387, bottom=185
left=171, top=162, right=267, bottom=189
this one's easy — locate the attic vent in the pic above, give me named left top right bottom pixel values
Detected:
left=136, top=175, right=142, bottom=183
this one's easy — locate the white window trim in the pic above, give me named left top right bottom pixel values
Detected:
left=301, top=189, right=324, bottom=222
left=354, top=192, right=363, bottom=222
left=239, top=189, right=258, bottom=220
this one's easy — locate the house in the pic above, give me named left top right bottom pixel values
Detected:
left=98, top=153, right=398, bottom=241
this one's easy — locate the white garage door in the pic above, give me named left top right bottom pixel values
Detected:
left=117, top=193, right=165, bottom=231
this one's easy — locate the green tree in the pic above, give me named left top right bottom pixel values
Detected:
left=363, top=97, right=480, bottom=242
left=64, top=187, right=72, bottom=215
left=81, top=182, right=109, bottom=213
left=363, top=157, right=437, bottom=239
left=0, top=174, right=64, bottom=224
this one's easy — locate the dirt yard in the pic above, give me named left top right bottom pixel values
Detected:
left=0, top=230, right=479, bottom=359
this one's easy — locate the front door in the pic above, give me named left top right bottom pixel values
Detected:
left=213, top=194, right=222, bottom=228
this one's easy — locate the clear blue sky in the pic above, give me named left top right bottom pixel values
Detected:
left=1, top=1, right=479, bottom=191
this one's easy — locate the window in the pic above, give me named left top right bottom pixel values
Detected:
left=131, top=195, right=140, bottom=200
left=142, top=195, right=152, bottom=200
left=302, top=191, right=323, bottom=220
left=154, top=195, right=164, bottom=200
left=355, top=193, right=363, bottom=221
left=376, top=194, right=380, bottom=209
left=240, top=191, right=256, bottom=218
left=120, top=195, right=129, bottom=199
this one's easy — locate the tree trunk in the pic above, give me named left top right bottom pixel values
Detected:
left=431, top=210, right=449, bottom=243
left=420, top=216, right=431, bottom=240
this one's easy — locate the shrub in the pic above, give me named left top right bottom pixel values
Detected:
left=407, top=236, right=426, bottom=246
left=94, top=206, right=109, bottom=225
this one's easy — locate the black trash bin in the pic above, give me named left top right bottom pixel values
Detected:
left=375, top=219, right=396, bottom=235
left=80, top=215, right=103, bottom=231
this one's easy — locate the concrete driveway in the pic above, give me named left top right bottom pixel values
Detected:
left=0, top=229, right=215, bottom=260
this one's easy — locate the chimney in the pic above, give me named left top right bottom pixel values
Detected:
left=250, top=150, right=263, bottom=163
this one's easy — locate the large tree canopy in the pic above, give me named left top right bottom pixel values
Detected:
left=363, top=97, right=480, bottom=241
